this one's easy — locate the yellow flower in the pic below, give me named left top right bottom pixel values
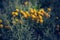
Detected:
left=39, top=19, right=43, bottom=23
left=0, top=24, right=3, bottom=28
left=23, top=14, right=28, bottom=18
left=37, top=11, right=44, bottom=16
left=38, top=9, right=45, bottom=16
left=25, top=11, right=30, bottom=17
left=30, top=8, right=34, bottom=13
left=34, top=9, right=37, bottom=13
left=12, top=12, right=18, bottom=16
left=47, top=8, right=51, bottom=12
left=14, top=12, right=18, bottom=16
left=12, top=12, right=15, bottom=15
left=31, top=14, right=36, bottom=20
left=45, top=13, right=50, bottom=18
left=37, top=11, right=41, bottom=15
left=24, top=1, right=28, bottom=5
left=38, top=15, right=43, bottom=20
left=20, top=10, right=28, bottom=18
left=39, top=9, right=45, bottom=13
left=16, top=9, right=19, bottom=12
left=20, top=10, right=24, bottom=13
left=20, top=10, right=25, bottom=15
left=0, top=19, right=2, bottom=23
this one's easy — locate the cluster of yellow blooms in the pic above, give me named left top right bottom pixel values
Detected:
left=0, top=19, right=11, bottom=29
left=0, top=19, right=3, bottom=28
left=11, top=8, right=51, bottom=24
left=12, top=9, right=19, bottom=17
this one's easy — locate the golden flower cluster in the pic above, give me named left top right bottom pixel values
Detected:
left=12, top=9, right=19, bottom=17
left=0, top=19, right=11, bottom=29
left=11, top=8, right=51, bottom=24
left=0, top=19, right=3, bottom=28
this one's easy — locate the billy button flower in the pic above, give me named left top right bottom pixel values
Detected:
left=31, top=14, right=36, bottom=20
left=0, top=19, right=3, bottom=23
left=25, top=11, right=30, bottom=17
left=20, top=10, right=28, bottom=18
left=20, top=10, right=25, bottom=15
left=45, top=13, right=50, bottom=18
left=38, top=9, right=45, bottom=16
left=22, top=12, right=28, bottom=18
left=20, top=10, right=24, bottom=13
left=33, top=9, right=37, bottom=16
left=34, top=9, right=37, bottom=13
left=14, top=12, right=18, bottom=16
left=47, top=8, right=51, bottom=12
left=29, top=8, right=34, bottom=13
left=38, top=15, right=43, bottom=20
left=39, top=19, right=43, bottom=24
left=12, top=12, right=18, bottom=17
left=39, top=9, right=45, bottom=13
left=16, top=9, right=19, bottom=12
left=12, top=12, right=15, bottom=16
left=0, top=24, right=3, bottom=28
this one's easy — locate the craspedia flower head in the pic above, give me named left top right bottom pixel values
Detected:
left=38, top=15, right=43, bottom=20
left=34, top=9, right=37, bottom=13
left=16, top=9, right=19, bottom=12
left=47, top=8, right=51, bottom=12
left=14, top=12, right=18, bottom=16
left=31, top=14, right=36, bottom=20
left=0, top=24, right=3, bottom=28
left=25, top=11, right=30, bottom=17
left=45, top=13, right=50, bottom=18
left=39, top=8, right=45, bottom=13
left=23, top=13, right=28, bottom=18
left=12, top=12, right=15, bottom=15
left=12, top=12, right=18, bottom=17
left=37, top=11, right=44, bottom=16
left=29, top=8, right=34, bottom=13
left=0, top=19, right=3, bottom=23
left=39, top=19, right=43, bottom=24
left=20, top=10, right=25, bottom=15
